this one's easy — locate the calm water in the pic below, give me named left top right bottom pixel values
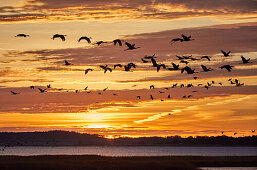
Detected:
left=0, top=146, right=256, bottom=156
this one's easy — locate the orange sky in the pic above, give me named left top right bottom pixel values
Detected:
left=0, top=0, right=257, bottom=138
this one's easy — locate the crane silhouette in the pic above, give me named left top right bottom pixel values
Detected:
left=15, top=34, right=29, bottom=37
left=52, top=34, right=66, bottom=41
left=240, top=56, right=252, bottom=64
left=221, top=50, right=231, bottom=57
left=220, top=65, right=233, bottom=72
left=124, top=42, right=140, bottom=51
left=95, top=41, right=107, bottom=46
left=100, top=65, right=112, bottom=73
left=78, top=36, right=91, bottom=43
left=150, top=85, right=155, bottom=89
left=113, top=39, right=122, bottom=46
left=168, top=63, right=180, bottom=70
left=124, top=63, right=136, bottom=71
left=201, top=56, right=211, bottom=61
left=10, top=91, right=20, bottom=95
left=38, top=88, right=47, bottom=93
left=114, top=64, right=122, bottom=69
left=181, top=66, right=197, bottom=74
left=181, top=34, right=194, bottom=41
left=201, top=65, right=213, bottom=72
left=65, top=60, right=72, bottom=65
left=85, top=69, right=93, bottom=75
left=156, top=64, right=166, bottom=72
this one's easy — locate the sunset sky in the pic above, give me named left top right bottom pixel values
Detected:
left=0, top=0, right=257, bottom=138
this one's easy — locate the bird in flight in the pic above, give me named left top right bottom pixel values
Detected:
left=78, top=36, right=91, bottom=43
left=124, top=42, right=140, bottom=51
left=113, top=39, right=122, bottom=46
left=52, top=34, right=66, bottom=41
left=85, top=69, right=93, bottom=75
left=220, top=65, right=233, bottom=72
left=240, top=56, right=252, bottom=64
left=221, top=50, right=231, bottom=57
left=181, top=34, right=194, bottom=41
left=141, top=58, right=149, bottom=63
left=137, top=96, right=141, bottom=99
left=15, top=34, right=29, bottom=37
left=65, top=60, right=72, bottom=66
left=172, top=83, right=178, bottom=88
left=170, top=38, right=183, bottom=45
left=168, top=63, right=180, bottom=71
left=150, top=95, right=154, bottom=100
left=150, top=85, right=155, bottom=89
left=10, top=91, right=20, bottom=95
left=114, top=64, right=122, bottom=69
left=201, top=56, right=211, bottom=61
left=201, top=65, right=213, bottom=72
left=144, top=54, right=156, bottom=59
left=30, top=86, right=35, bottom=89
left=204, top=85, right=209, bottom=90
left=100, top=65, right=112, bottom=73
left=181, top=66, right=197, bottom=74
left=156, top=64, right=166, bottom=72
left=103, top=87, right=108, bottom=91
left=124, top=63, right=136, bottom=71
left=38, top=88, right=47, bottom=93
left=95, top=41, right=107, bottom=46
left=47, top=84, right=51, bottom=88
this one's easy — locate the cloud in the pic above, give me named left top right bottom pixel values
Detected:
left=134, top=95, right=251, bottom=123
left=0, top=0, right=256, bottom=22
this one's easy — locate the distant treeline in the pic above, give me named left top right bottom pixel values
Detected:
left=0, top=131, right=256, bottom=146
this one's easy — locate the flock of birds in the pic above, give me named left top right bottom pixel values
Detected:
left=11, top=33, right=252, bottom=97
left=9, top=33, right=255, bottom=136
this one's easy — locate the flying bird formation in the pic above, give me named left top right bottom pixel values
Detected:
left=10, top=32, right=254, bottom=137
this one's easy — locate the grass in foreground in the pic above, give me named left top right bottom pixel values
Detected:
left=0, top=155, right=257, bottom=170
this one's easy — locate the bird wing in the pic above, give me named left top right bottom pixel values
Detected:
left=125, top=42, right=132, bottom=48
left=78, top=37, right=83, bottom=42
left=107, top=68, right=112, bottom=72
left=241, top=56, right=246, bottom=62
left=60, top=35, right=65, bottom=41
left=86, top=37, right=91, bottom=43
left=201, top=65, right=207, bottom=71
left=221, top=50, right=226, bottom=55
left=151, top=58, right=157, bottom=67
left=114, top=39, right=122, bottom=46
left=100, top=65, right=106, bottom=69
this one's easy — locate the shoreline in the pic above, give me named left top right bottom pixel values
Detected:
left=0, top=155, right=256, bottom=170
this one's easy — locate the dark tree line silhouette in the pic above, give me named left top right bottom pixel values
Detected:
left=0, top=131, right=256, bottom=147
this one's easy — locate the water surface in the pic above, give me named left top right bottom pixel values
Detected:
left=0, top=146, right=256, bottom=156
